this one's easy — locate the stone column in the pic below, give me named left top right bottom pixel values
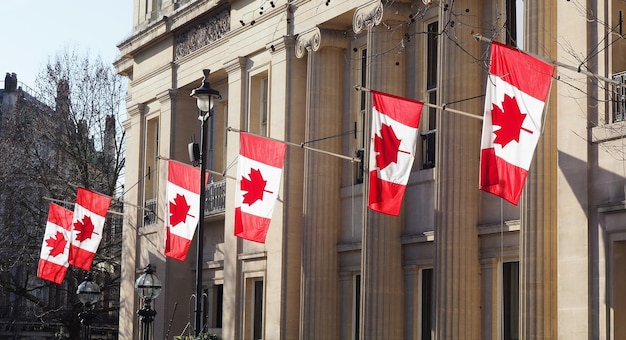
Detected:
left=295, top=27, right=347, bottom=340
left=432, top=0, right=483, bottom=338
left=354, top=1, right=409, bottom=338
left=222, top=56, right=247, bottom=340
left=520, top=2, right=558, bottom=338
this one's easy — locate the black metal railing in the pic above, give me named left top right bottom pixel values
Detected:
left=205, top=179, right=226, bottom=215
left=144, top=199, right=157, bottom=225
left=143, top=179, right=225, bottom=223
left=421, top=130, right=436, bottom=169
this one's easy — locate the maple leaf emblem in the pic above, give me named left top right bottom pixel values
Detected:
left=169, top=193, right=194, bottom=226
left=74, top=216, right=97, bottom=242
left=373, top=123, right=411, bottom=170
left=241, top=168, right=273, bottom=206
left=491, top=94, right=533, bottom=147
left=45, top=231, right=67, bottom=257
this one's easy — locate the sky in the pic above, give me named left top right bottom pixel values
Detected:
left=0, top=0, right=134, bottom=90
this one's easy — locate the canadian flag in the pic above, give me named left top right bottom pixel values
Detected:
left=69, top=188, right=112, bottom=270
left=368, top=90, right=423, bottom=216
left=165, top=160, right=207, bottom=261
left=38, top=203, right=74, bottom=284
left=480, top=41, right=555, bottom=205
left=235, top=133, right=286, bottom=243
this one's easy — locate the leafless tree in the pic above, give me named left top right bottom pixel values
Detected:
left=0, top=47, right=126, bottom=339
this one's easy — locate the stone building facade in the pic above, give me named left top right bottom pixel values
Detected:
left=116, top=0, right=626, bottom=339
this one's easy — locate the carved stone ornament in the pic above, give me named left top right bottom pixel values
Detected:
left=353, top=0, right=383, bottom=34
left=295, top=28, right=348, bottom=58
left=295, top=27, right=321, bottom=58
left=175, top=9, right=230, bottom=60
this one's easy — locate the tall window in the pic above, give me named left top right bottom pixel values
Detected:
left=354, top=274, right=361, bottom=340
left=145, top=117, right=159, bottom=200
left=249, top=73, right=269, bottom=137
left=260, top=78, right=268, bottom=137
left=503, top=261, right=520, bottom=340
left=355, top=48, right=368, bottom=184
left=143, top=117, right=159, bottom=226
left=204, top=284, right=223, bottom=329
left=422, top=21, right=438, bottom=169
left=253, top=280, right=264, bottom=340
left=420, top=268, right=433, bottom=340
left=506, top=0, right=524, bottom=49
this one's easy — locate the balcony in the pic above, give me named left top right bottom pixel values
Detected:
left=143, top=179, right=226, bottom=225
left=204, top=179, right=226, bottom=215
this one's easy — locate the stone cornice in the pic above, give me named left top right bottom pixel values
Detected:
left=267, top=35, right=296, bottom=55
left=224, top=57, right=247, bottom=75
left=130, top=62, right=172, bottom=88
left=156, top=89, right=178, bottom=104
left=127, top=103, right=146, bottom=118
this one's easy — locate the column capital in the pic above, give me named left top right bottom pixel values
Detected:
left=353, top=0, right=383, bottom=34
left=295, top=27, right=348, bottom=58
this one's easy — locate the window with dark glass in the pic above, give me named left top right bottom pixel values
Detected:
left=354, top=274, right=361, bottom=340
left=505, top=0, right=518, bottom=47
left=253, top=280, right=263, bottom=340
left=421, top=268, right=433, bottom=340
left=422, top=21, right=438, bottom=169
left=503, top=261, right=520, bottom=340
left=355, top=48, right=368, bottom=184
left=215, top=284, right=223, bottom=328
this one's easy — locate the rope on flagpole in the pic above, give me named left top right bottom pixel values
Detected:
left=227, top=127, right=362, bottom=163
left=472, top=31, right=622, bottom=86
left=354, top=85, right=484, bottom=121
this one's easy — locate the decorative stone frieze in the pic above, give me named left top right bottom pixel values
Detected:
left=174, top=9, right=230, bottom=60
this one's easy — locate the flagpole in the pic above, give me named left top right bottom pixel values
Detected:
left=227, top=127, right=362, bottom=162
left=354, top=85, right=484, bottom=120
left=156, top=155, right=237, bottom=180
left=42, top=196, right=125, bottom=216
left=472, top=32, right=621, bottom=85
left=67, top=183, right=149, bottom=212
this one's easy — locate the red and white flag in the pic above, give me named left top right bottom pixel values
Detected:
left=38, top=203, right=74, bottom=284
left=235, top=133, right=286, bottom=243
left=368, top=90, right=423, bottom=216
left=480, top=42, right=555, bottom=205
left=69, top=188, right=112, bottom=270
left=165, top=160, right=207, bottom=261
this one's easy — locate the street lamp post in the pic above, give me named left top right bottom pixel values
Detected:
left=135, top=264, right=162, bottom=340
left=190, top=69, right=221, bottom=336
left=76, top=273, right=100, bottom=340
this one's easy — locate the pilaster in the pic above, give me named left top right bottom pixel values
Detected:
left=222, top=56, right=247, bottom=340
left=119, top=103, right=146, bottom=340
left=264, top=35, right=306, bottom=340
